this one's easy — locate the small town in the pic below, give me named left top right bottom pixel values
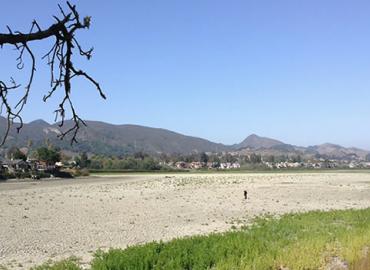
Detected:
left=1, top=146, right=370, bottom=180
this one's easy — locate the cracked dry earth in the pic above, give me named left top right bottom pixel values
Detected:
left=0, top=172, right=370, bottom=269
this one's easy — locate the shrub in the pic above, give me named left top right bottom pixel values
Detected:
left=14, top=171, right=31, bottom=179
left=31, top=258, right=81, bottom=270
left=32, top=208, right=370, bottom=270
left=91, top=208, right=370, bottom=270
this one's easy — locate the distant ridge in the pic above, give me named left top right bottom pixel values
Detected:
left=0, top=117, right=229, bottom=155
left=0, top=116, right=368, bottom=160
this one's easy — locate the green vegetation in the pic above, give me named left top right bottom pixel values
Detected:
left=87, top=155, right=163, bottom=171
left=36, top=147, right=61, bottom=163
left=74, top=152, right=90, bottom=168
left=31, top=258, right=81, bottom=270
left=6, top=146, right=27, bottom=161
left=33, top=208, right=370, bottom=270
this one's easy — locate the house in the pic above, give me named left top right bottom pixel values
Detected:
left=190, top=162, right=205, bottom=169
left=2, top=159, right=29, bottom=173
left=55, top=161, right=64, bottom=168
left=36, top=160, right=57, bottom=171
left=231, top=162, right=241, bottom=169
left=219, top=162, right=241, bottom=169
left=264, top=162, right=275, bottom=169
left=349, top=162, right=357, bottom=169
left=27, top=158, right=39, bottom=171
left=175, top=161, right=188, bottom=169
left=219, top=163, right=229, bottom=169
left=363, top=162, right=370, bottom=168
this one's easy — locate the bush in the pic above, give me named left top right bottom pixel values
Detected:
left=31, top=258, right=81, bottom=270
left=32, top=208, right=370, bottom=270
left=36, top=147, right=61, bottom=164
left=14, top=171, right=31, bottom=179
left=26, top=170, right=51, bottom=179
left=91, top=208, right=370, bottom=270
left=88, top=156, right=162, bottom=171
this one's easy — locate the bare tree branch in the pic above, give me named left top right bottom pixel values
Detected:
left=0, top=1, right=106, bottom=146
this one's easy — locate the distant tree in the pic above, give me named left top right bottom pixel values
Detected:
left=243, top=155, right=250, bottom=163
left=199, top=152, right=209, bottom=163
left=7, top=147, right=27, bottom=161
left=221, top=153, right=237, bottom=163
left=159, top=153, right=171, bottom=163
left=366, top=154, right=370, bottom=162
left=134, top=151, right=147, bottom=160
left=89, top=158, right=103, bottom=170
left=171, top=153, right=183, bottom=163
left=208, top=155, right=221, bottom=168
left=265, top=155, right=275, bottom=163
left=276, top=155, right=289, bottom=162
left=184, top=154, right=197, bottom=163
left=209, top=155, right=221, bottom=163
left=36, top=147, right=60, bottom=164
left=75, top=152, right=90, bottom=168
left=249, top=153, right=262, bottom=164
left=140, top=158, right=161, bottom=170
left=103, top=158, right=114, bottom=170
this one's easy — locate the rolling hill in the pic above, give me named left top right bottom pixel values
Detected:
left=0, top=117, right=228, bottom=155
left=0, top=116, right=368, bottom=160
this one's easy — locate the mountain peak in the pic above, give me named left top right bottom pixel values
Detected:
left=28, top=119, right=50, bottom=126
left=247, top=133, right=259, bottom=138
left=237, top=134, right=284, bottom=150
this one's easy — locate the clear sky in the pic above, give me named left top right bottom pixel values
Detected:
left=1, top=1, right=370, bottom=149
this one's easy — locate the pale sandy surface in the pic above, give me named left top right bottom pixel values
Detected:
left=0, top=172, right=370, bottom=269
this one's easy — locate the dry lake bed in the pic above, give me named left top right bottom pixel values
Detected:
left=1, top=172, right=370, bottom=269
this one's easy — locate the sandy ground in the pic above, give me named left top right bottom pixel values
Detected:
left=0, top=172, right=370, bottom=269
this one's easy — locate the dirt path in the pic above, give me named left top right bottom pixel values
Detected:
left=0, top=172, right=370, bottom=269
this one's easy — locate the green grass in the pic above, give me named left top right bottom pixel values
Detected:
left=32, top=208, right=370, bottom=270
left=30, top=258, right=81, bottom=270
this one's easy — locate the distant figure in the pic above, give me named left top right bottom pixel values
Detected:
left=244, top=190, right=248, bottom=200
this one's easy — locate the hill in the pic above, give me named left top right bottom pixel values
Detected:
left=0, top=117, right=228, bottom=155
left=0, top=117, right=368, bottom=160
left=234, top=134, right=284, bottom=149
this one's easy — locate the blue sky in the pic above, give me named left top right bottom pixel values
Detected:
left=1, top=1, right=370, bottom=149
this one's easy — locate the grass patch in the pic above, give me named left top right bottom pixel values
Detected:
left=30, top=257, right=81, bottom=270
left=33, top=208, right=370, bottom=270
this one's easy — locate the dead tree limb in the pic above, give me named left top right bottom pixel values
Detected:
left=0, top=1, right=106, bottom=146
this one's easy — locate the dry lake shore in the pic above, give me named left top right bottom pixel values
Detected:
left=1, top=172, right=370, bottom=269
